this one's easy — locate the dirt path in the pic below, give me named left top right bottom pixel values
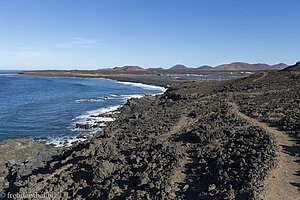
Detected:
left=158, top=116, right=194, bottom=194
left=253, top=72, right=267, bottom=82
left=227, top=101, right=299, bottom=200
left=158, top=116, right=189, bottom=141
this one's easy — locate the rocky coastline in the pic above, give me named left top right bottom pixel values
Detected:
left=0, top=63, right=299, bottom=199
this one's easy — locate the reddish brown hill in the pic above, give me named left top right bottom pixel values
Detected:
left=197, top=65, right=213, bottom=70
left=170, top=64, right=188, bottom=70
left=215, top=62, right=288, bottom=71
left=113, top=66, right=147, bottom=71
left=271, top=63, right=288, bottom=69
left=215, top=62, right=254, bottom=70
left=252, top=63, right=270, bottom=70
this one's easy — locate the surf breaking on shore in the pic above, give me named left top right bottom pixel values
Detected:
left=44, top=81, right=166, bottom=147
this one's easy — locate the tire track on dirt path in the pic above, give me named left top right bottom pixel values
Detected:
left=227, top=100, right=299, bottom=200
left=253, top=71, right=267, bottom=82
left=158, top=115, right=195, bottom=196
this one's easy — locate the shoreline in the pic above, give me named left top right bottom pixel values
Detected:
left=0, top=70, right=188, bottom=148
left=16, top=69, right=242, bottom=87
left=0, top=76, right=168, bottom=148
left=1, top=65, right=299, bottom=199
left=0, top=76, right=171, bottom=190
left=55, top=80, right=167, bottom=147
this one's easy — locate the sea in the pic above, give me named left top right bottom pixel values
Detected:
left=141, top=75, right=239, bottom=79
left=0, top=70, right=166, bottom=146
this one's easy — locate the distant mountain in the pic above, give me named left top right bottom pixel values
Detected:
left=252, top=63, right=270, bottom=70
left=170, top=64, right=188, bottom=70
left=113, top=66, right=147, bottom=71
left=147, top=67, right=164, bottom=71
left=215, top=62, right=254, bottom=70
left=214, top=62, right=288, bottom=71
left=252, top=63, right=288, bottom=70
left=271, top=63, right=288, bottom=69
left=109, top=62, right=288, bottom=71
left=197, top=65, right=213, bottom=70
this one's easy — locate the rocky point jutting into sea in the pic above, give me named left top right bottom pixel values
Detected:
left=0, top=62, right=299, bottom=199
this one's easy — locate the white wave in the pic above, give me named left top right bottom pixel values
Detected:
left=46, top=134, right=92, bottom=147
left=108, top=94, right=144, bottom=100
left=51, top=105, right=121, bottom=147
left=87, top=105, right=120, bottom=115
left=59, top=82, right=164, bottom=147
left=74, top=105, right=120, bottom=124
left=81, top=116, right=114, bottom=125
left=75, top=99, right=103, bottom=103
left=120, top=94, right=144, bottom=99
left=118, top=81, right=166, bottom=92
left=0, top=74, right=18, bottom=76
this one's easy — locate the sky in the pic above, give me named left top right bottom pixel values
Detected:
left=0, top=0, right=299, bottom=70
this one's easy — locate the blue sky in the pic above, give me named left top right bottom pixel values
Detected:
left=0, top=0, right=299, bottom=70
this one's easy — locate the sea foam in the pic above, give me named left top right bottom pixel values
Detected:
left=48, top=82, right=166, bottom=147
left=118, top=81, right=166, bottom=92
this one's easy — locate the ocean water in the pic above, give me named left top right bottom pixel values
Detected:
left=140, top=75, right=239, bottom=79
left=0, top=70, right=165, bottom=146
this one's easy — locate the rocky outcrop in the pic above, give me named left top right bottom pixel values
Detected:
left=281, top=61, right=300, bottom=72
left=0, top=139, right=57, bottom=190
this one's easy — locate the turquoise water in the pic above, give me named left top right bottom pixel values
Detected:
left=0, top=71, right=165, bottom=146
